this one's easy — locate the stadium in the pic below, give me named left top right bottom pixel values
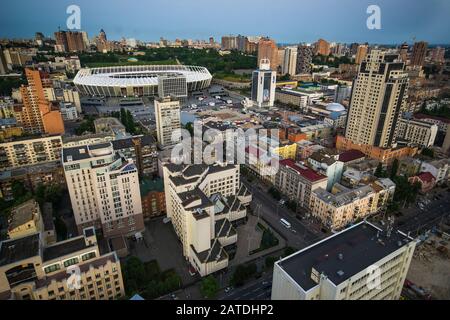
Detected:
left=73, top=65, right=212, bottom=97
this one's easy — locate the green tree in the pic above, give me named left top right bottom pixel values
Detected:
left=390, top=159, right=399, bottom=179
left=374, top=162, right=384, bottom=178
left=200, top=275, right=219, bottom=299
left=421, top=148, right=435, bottom=158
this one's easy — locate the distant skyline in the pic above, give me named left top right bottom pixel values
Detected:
left=1, top=0, right=450, bottom=44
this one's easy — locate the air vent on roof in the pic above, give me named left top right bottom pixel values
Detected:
left=397, top=241, right=402, bottom=247
left=338, top=253, right=344, bottom=260
left=67, top=155, right=73, bottom=162
left=79, top=149, right=85, bottom=154
left=337, top=270, right=345, bottom=277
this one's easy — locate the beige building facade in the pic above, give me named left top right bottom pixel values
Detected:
left=0, top=135, right=62, bottom=170
left=62, top=142, right=144, bottom=238
left=0, top=228, right=125, bottom=300
left=163, top=163, right=251, bottom=276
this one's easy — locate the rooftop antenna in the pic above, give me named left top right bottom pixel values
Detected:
left=386, top=216, right=395, bottom=238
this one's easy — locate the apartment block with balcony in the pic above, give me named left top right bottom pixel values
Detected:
left=310, top=179, right=395, bottom=231
left=62, top=142, right=144, bottom=238
left=163, top=163, right=251, bottom=277
left=272, top=221, right=416, bottom=300
left=0, top=228, right=125, bottom=300
left=0, top=135, right=62, bottom=170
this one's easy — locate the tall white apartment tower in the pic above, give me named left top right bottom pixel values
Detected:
left=154, top=97, right=181, bottom=149
left=251, top=58, right=277, bottom=108
left=62, top=142, right=145, bottom=238
left=344, top=50, right=409, bottom=148
left=282, top=47, right=298, bottom=76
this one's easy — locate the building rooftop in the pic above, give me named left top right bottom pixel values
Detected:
left=8, top=199, right=39, bottom=232
left=279, top=159, right=327, bottom=182
left=338, top=149, right=366, bottom=163
left=140, top=178, right=164, bottom=195
left=277, top=222, right=413, bottom=291
left=42, top=237, right=92, bottom=262
left=314, top=183, right=374, bottom=207
left=0, top=233, right=41, bottom=266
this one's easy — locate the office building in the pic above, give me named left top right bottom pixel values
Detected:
left=62, top=142, right=145, bottom=238
left=410, top=41, right=428, bottom=67
left=310, top=179, right=395, bottom=230
left=334, top=85, right=352, bottom=104
left=282, top=47, right=298, bottom=76
left=296, top=45, right=313, bottom=74
left=154, top=97, right=181, bottom=149
left=0, top=135, right=62, bottom=170
left=257, top=37, right=278, bottom=71
left=355, top=44, right=368, bottom=64
left=344, top=50, right=409, bottom=148
left=397, top=118, right=438, bottom=148
left=251, top=59, right=276, bottom=108
left=163, top=163, right=251, bottom=276
left=0, top=228, right=125, bottom=300
left=157, top=74, right=188, bottom=99
left=275, top=159, right=327, bottom=211
left=272, top=221, right=416, bottom=300
left=17, top=68, right=64, bottom=135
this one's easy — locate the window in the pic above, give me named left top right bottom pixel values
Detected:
left=44, top=264, right=61, bottom=274
left=63, top=257, right=79, bottom=268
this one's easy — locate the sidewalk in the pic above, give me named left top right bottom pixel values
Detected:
left=230, top=215, right=286, bottom=267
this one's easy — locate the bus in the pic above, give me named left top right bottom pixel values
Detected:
left=280, top=218, right=291, bottom=229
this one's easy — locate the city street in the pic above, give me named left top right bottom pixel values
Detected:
left=241, top=177, right=327, bottom=249
left=218, top=273, right=273, bottom=301
left=394, top=188, right=450, bottom=236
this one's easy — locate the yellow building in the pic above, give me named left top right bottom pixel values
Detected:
left=0, top=228, right=125, bottom=300
left=310, top=178, right=396, bottom=231
left=7, top=199, right=43, bottom=240
left=273, top=142, right=298, bottom=160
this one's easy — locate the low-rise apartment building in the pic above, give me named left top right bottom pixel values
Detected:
left=310, top=179, right=395, bottom=230
left=0, top=135, right=62, bottom=170
left=275, top=159, right=327, bottom=211
left=308, top=148, right=344, bottom=191
left=163, top=163, right=251, bottom=276
left=272, top=221, right=416, bottom=300
left=0, top=227, right=125, bottom=300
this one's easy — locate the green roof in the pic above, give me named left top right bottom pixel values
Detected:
left=140, top=178, right=164, bottom=195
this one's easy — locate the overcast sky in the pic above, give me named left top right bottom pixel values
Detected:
left=1, top=0, right=449, bottom=44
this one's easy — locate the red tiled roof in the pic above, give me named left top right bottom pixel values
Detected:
left=338, top=149, right=366, bottom=162
left=417, top=171, right=436, bottom=183
left=279, top=159, right=326, bottom=182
